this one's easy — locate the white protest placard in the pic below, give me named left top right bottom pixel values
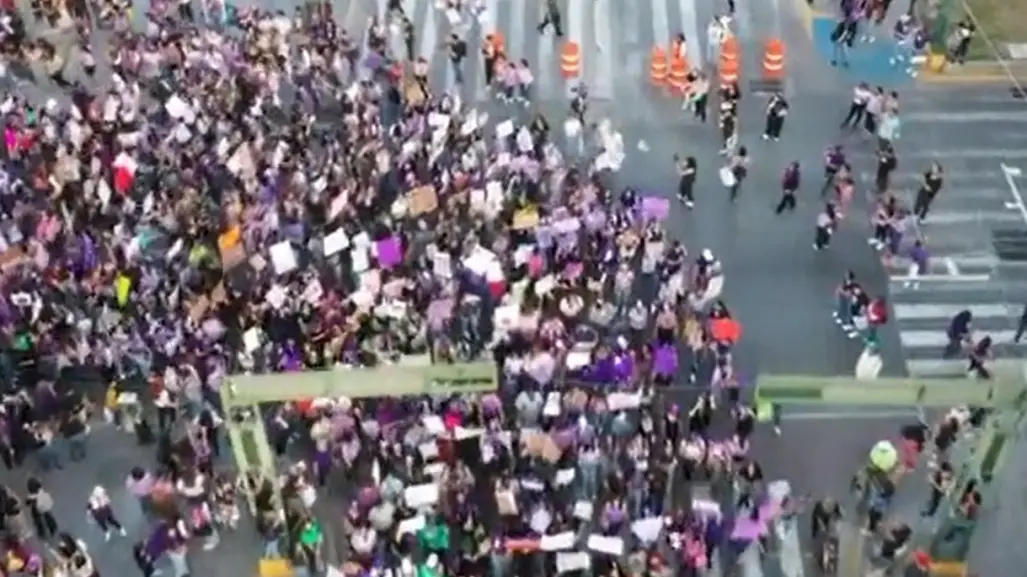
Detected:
left=422, top=415, right=446, bottom=436
left=165, top=94, right=193, bottom=120
left=462, top=247, right=496, bottom=276
left=572, top=501, right=593, bottom=520
left=352, top=232, right=371, bottom=249
left=269, top=241, right=297, bottom=275
left=631, top=517, right=665, bottom=544
left=539, top=531, right=576, bottom=552
left=418, top=442, right=439, bottom=460
left=543, top=392, right=562, bottom=417
left=587, top=535, right=624, bottom=556
left=428, top=112, right=450, bottom=130
left=529, top=508, right=552, bottom=534
left=554, top=468, right=575, bottom=486
left=516, top=126, right=533, bottom=153
left=243, top=328, right=262, bottom=353
left=556, top=553, right=590, bottom=574
left=432, top=253, right=452, bottom=279
left=323, top=229, right=350, bottom=256
left=496, top=120, right=514, bottom=139
left=404, top=484, right=439, bottom=509
left=396, top=515, right=426, bottom=537
left=493, top=304, right=518, bottom=338
left=351, top=246, right=370, bottom=273
left=265, top=285, right=287, bottom=309
left=608, top=392, right=642, bottom=411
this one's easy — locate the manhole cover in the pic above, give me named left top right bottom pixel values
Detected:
left=992, top=229, right=1027, bottom=261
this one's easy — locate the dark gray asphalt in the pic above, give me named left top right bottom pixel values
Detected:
left=855, top=84, right=1027, bottom=379
left=0, top=426, right=261, bottom=577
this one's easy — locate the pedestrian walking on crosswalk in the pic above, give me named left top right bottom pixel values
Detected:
left=537, top=0, right=564, bottom=37
left=1013, top=304, right=1027, bottom=343
left=913, top=162, right=944, bottom=222
left=447, top=33, right=468, bottom=84
left=775, top=161, right=800, bottom=214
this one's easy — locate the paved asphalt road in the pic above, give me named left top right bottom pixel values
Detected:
left=5, top=0, right=947, bottom=574
left=860, top=84, right=1027, bottom=380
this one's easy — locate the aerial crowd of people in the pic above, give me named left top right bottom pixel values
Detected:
left=0, top=0, right=994, bottom=575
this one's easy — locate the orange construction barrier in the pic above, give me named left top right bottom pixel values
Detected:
left=720, top=36, right=739, bottom=66
left=719, top=57, right=739, bottom=86
left=650, top=46, right=668, bottom=86
left=560, top=42, right=581, bottom=79
left=763, top=38, right=785, bottom=79
left=668, top=54, right=689, bottom=95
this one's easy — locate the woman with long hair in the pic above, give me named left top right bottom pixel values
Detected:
left=86, top=487, right=126, bottom=541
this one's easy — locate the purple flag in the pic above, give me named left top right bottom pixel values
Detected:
left=376, top=236, right=403, bottom=268
left=641, top=196, right=670, bottom=221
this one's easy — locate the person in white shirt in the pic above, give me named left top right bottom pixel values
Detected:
left=706, top=17, right=728, bottom=64
left=87, top=486, right=127, bottom=541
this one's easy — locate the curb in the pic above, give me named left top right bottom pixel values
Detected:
left=918, top=51, right=1027, bottom=84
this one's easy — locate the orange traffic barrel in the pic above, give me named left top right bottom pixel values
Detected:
left=560, top=42, right=581, bottom=79
left=720, top=36, right=739, bottom=64
left=650, top=46, right=668, bottom=86
left=668, top=54, right=689, bottom=95
left=763, top=38, right=785, bottom=79
left=719, top=57, right=739, bottom=86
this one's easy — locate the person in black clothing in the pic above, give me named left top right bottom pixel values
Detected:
left=913, top=163, right=944, bottom=222
left=875, top=142, right=897, bottom=194
left=26, top=478, right=58, bottom=540
left=675, top=155, right=697, bottom=208
left=776, top=161, right=801, bottom=214
left=944, top=309, right=972, bottom=358
left=880, top=521, right=912, bottom=561
left=537, top=0, right=563, bottom=37
left=447, top=34, right=467, bottom=85
left=762, top=92, right=788, bottom=141
left=968, top=336, right=992, bottom=379
left=132, top=541, right=157, bottom=577
left=922, top=461, right=953, bottom=517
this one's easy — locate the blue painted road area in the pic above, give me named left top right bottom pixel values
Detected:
left=812, top=15, right=915, bottom=86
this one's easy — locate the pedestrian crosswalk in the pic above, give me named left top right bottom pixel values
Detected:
left=339, top=0, right=773, bottom=104
left=872, top=87, right=1027, bottom=379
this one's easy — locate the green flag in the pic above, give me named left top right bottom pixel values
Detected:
left=417, top=523, right=450, bottom=551
left=299, top=520, right=322, bottom=546
left=12, top=333, right=31, bottom=352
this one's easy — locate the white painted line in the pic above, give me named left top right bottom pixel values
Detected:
left=918, top=211, right=1026, bottom=224
left=678, top=0, right=701, bottom=72
left=535, top=1, right=557, bottom=97
left=902, top=111, right=1027, bottom=123
left=566, top=0, right=586, bottom=96
left=900, top=329, right=1019, bottom=348
left=944, top=257, right=960, bottom=276
left=892, top=303, right=1011, bottom=320
left=1002, top=163, right=1027, bottom=227
left=781, top=410, right=921, bottom=421
left=905, top=358, right=1025, bottom=379
left=652, top=0, right=670, bottom=50
left=890, top=274, right=992, bottom=283
left=592, top=0, right=613, bottom=99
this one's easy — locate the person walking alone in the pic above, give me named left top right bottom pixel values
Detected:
left=86, top=486, right=127, bottom=541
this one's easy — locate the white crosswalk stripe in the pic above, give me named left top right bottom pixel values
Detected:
left=880, top=90, right=1027, bottom=379
left=350, top=0, right=721, bottom=104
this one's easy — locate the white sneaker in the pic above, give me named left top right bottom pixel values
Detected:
left=104, top=532, right=111, bottom=542
left=119, top=528, right=127, bottom=536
